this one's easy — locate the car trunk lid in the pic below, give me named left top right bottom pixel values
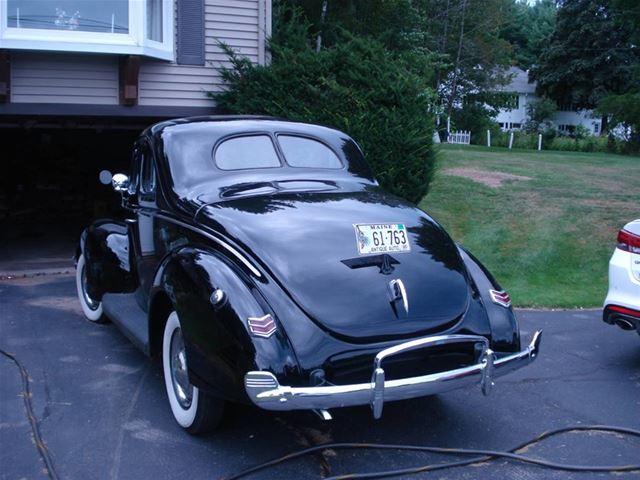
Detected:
left=196, top=190, right=471, bottom=342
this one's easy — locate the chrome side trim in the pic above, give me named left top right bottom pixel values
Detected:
left=245, top=331, right=542, bottom=419
left=156, top=214, right=262, bottom=278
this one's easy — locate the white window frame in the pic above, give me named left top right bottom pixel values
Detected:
left=0, top=0, right=174, bottom=61
left=141, top=0, right=173, bottom=59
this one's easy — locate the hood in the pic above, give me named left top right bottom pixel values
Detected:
left=195, top=190, right=471, bottom=342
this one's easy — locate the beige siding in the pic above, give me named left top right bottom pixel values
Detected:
left=138, top=0, right=268, bottom=108
left=10, top=53, right=119, bottom=105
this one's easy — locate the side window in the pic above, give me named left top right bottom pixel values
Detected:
left=128, top=146, right=141, bottom=196
left=140, top=143, right=156, bottom=197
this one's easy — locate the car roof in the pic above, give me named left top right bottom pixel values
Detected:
left=145, top=115, right=338, bottom=139
left=144, top=116, right=376, bottom=195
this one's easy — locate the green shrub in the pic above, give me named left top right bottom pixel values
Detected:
left=548, top=135, right=609, bottom=152
left=210, top=22, right=436, bottom=203
left=451, top=100, right=502, bottom=143
left=580, top=135, right=608, bottom=152
left=548, top=136, right=576, bottom=151
left=471, top=125, right=509, bottom=147
left=472, top=125, right=630, bottom=153
left=486, top=130, right=539, bottom=149
left=513, top=133, right=538, bottom=149
left=493, top=130, right=511, bottom=148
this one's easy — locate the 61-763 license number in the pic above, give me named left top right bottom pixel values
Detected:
left=354, top=223, right=411, bottom=255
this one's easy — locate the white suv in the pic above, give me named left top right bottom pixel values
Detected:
left=604, top=219, right=640, bottom=335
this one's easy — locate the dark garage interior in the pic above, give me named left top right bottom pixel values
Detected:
left=0, top=123, right=141, bottom=273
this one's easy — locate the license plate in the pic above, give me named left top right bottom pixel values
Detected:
left=354, top=223, right=411, bottom=255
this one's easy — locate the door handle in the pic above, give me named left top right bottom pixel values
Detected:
left=125, top=218, right=137, bottom=224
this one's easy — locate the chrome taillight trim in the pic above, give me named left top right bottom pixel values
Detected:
left=248, top=314, right=277, bottom=338
left=489, top=289, right=512, bottom=308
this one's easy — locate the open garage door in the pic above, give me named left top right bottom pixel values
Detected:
left=0, top=127, right=139, bottom=274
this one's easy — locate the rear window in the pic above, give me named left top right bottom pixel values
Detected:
left=215, top=135, right=281, bottom=170
left=278, top=135, right=342, bottom=169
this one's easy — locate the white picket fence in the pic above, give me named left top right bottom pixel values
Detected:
left=447, top=130, right=471, bottom=144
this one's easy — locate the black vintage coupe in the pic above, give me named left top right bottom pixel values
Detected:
left=76, top=116, right=541, bottom=433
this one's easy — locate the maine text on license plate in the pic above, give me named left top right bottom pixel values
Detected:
left=354, top=223, right=410, bottom=255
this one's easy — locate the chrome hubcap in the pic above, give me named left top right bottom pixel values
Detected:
left=81, top=265, right=100, bottom=311
left=170, top=328, right=193, bottom=409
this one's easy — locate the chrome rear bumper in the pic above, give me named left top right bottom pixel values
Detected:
left=245, top=331, right=542, bottom=419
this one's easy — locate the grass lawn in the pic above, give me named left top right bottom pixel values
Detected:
left=420, top=144, right=640, bottom=308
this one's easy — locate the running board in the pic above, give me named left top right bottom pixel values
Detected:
left=102, top=293, right=150, bottom=355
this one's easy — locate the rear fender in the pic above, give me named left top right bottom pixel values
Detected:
left=80, top=220, right=137, bottom=299
left=458, top=246, right=520, bottom=352
left=151, top=247, right=301, bottom=402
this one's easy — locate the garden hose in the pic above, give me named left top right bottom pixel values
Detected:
left=226, top=425, right=640, bottom=479
left=3, top=347, right=638, bottom=480
left=0, top=348, right=59, bottom=480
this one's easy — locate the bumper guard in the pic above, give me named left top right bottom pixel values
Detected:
left=245, top=331, right=542, bottom=419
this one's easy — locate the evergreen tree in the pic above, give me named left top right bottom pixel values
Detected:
left=530, top=0, right=639, bottom=131
left=501, top=0, right=556, bottom=70
left=597, top=0, right=640, bottom=141
left=212, top=5, right=437, bottom=203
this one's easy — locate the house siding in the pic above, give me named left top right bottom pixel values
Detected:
left=10, top=53, right=119, bottom=105
left=7, top=0, right=269, bottom=110
left=495, top=92, right=534, bottom=129
left=139, top=0, right=261, bottom=108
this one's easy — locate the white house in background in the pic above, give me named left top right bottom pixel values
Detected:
left=495, top=67, right=602, bottom=136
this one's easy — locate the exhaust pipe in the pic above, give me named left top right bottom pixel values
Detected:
left=614, top=318, right=636, bottom=331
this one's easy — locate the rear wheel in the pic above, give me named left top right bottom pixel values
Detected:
left=75, top=254, right=106, bottom=323
left=162, top=311, right=224, bottom=434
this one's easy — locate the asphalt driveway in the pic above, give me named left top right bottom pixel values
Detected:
left=1, top=274, right=639, bottom=479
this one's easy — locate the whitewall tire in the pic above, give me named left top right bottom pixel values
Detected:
left=76, top=254, right=105, bottom=323
left=162, top=311, right=224, bottom=434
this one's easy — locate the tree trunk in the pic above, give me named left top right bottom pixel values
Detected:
left=435, top=0, right=451, bottom=93
left=316, top=0, right=328, bottom=53
left=601, top=114, right=608, bottom=136
left=447, top=0, right=467, bottom=119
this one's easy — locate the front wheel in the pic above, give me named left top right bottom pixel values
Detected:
left=162, top=311, right=224, bottom=434
left=75, top=254, right=106, bottom=323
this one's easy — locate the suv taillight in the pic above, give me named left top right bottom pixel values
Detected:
left=617, top=229, right=640, bottom=254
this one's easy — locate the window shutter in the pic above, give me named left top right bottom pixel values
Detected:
left=177, top=0, right=205, bottom=65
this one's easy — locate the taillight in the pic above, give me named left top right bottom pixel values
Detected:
left=489, top=289, right=511, bottom=308
left=617, top=229, right=640, bottom=254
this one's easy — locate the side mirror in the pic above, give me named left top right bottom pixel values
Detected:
left=98, top=170, right=113, bottom=185
left=112, top=173, right=130, bottom=192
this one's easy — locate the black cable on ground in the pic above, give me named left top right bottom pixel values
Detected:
left=225, top=425, right=640, bottom=480
left=2, top=345, right=638, bottom=480
left=1, top=348, right=60, bottom=480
